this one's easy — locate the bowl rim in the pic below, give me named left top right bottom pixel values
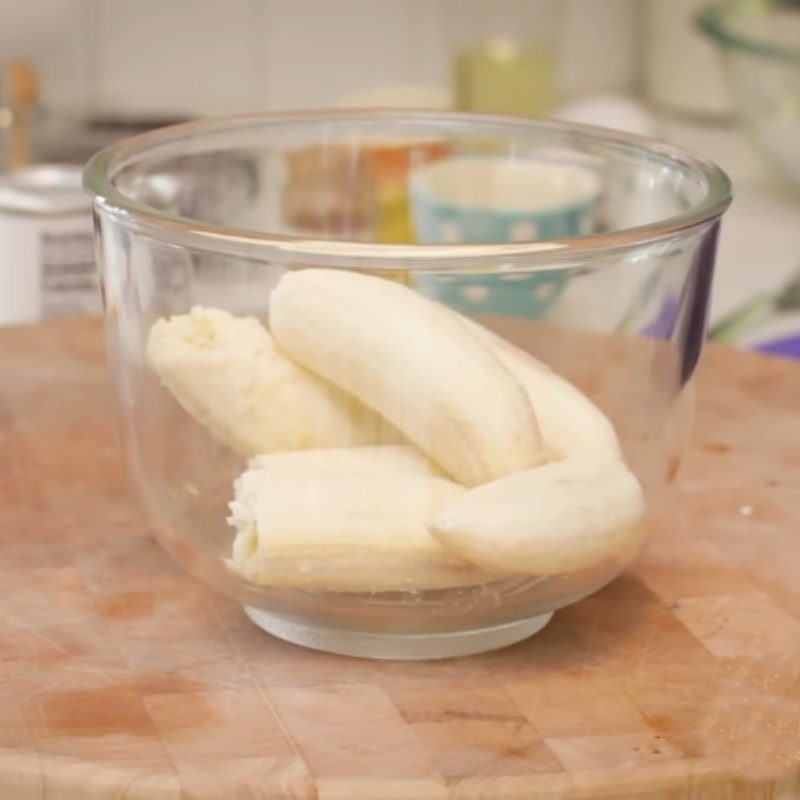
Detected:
left=697, top=1, right=800, bottom=63
left=84, top=109, right=732, bottom=268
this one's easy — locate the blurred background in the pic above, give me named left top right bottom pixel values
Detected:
left=0, top=0, right=798, bottom=354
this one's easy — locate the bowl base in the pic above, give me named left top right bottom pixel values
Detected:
left=242, top=606, right=554, bottom=660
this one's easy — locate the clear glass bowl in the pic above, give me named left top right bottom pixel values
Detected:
left=85, top=111, right=731, bottom=659
left=699, top=1, right=800, bottom=191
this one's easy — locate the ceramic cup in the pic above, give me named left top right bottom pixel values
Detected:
left=411, top=155, right=600, bottom=317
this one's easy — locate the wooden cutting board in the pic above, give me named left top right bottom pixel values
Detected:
left=2, top=317, right=800, bottom=800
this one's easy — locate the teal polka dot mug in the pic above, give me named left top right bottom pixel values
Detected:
left=410, top=156, right=600, bottom=318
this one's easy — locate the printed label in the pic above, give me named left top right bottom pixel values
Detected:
left=40, top=228, right=101, bottom=317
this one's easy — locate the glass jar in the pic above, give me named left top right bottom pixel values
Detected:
left=85, top=110, right=731, bottom=659
left=446, top=0, right=564, bottom=116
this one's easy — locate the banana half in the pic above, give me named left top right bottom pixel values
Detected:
left=461, top=318, right=621, bottom=460
left=147, top=306, right=399, bottom=457
left=228, top=446, right=503, bottom=592
left=429, top=452, right=647, bottom=575
left=269, top=268, right=546, bottom=487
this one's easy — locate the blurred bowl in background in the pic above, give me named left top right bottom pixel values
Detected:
left=698, top=0, right=800, bottom=191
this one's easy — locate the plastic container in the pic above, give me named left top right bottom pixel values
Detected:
left=0, top=164, right=98, bottom=325
left=85, top=111, right=731, bottom=660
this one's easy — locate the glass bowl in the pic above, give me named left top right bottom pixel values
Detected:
left=698, top=0, right=800, bottom=191
left=84, top=111, right=730, bottom=660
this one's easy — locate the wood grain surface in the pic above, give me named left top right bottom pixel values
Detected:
left=1, top=317, right=800, bottom=799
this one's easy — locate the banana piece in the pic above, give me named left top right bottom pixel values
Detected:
left=147, top=306, right=399, bottom=457
left=459, top=319, right=621, bottom=459
left=429, top=453, right=647, bottom=575
left=228, top=446, right=502, bottom=592
left=269, top=269, right=545, bottom=486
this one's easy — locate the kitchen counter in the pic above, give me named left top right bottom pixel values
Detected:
left=2, top=317, right=800, bottom=798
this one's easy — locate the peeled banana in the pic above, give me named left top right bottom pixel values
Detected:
left=148, top=271, right=648, bottom=591
left=147, top=306, right=399, bottom=457
left=428, top=319, right=640, bottom=576
left=228, top=446, right=502, bottom=592
left=429, top=452, right=647, bottom=575
left=269, top=268, right=545, bottom=486
left=460, top=318, right=621, bottom=459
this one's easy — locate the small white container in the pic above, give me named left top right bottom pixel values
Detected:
left=0, top=165, right=99, bottom=326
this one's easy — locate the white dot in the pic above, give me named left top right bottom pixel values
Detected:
left=463, top=285, right=489, bottom=303
left=510, top=220, right=538, bottom=241
left=440, top=222, right=462, bottom=243
left=533, top=281, right=558, bottom=301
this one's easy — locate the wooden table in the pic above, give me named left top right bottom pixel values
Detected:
left=2, top=317, right=800, bottom=799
